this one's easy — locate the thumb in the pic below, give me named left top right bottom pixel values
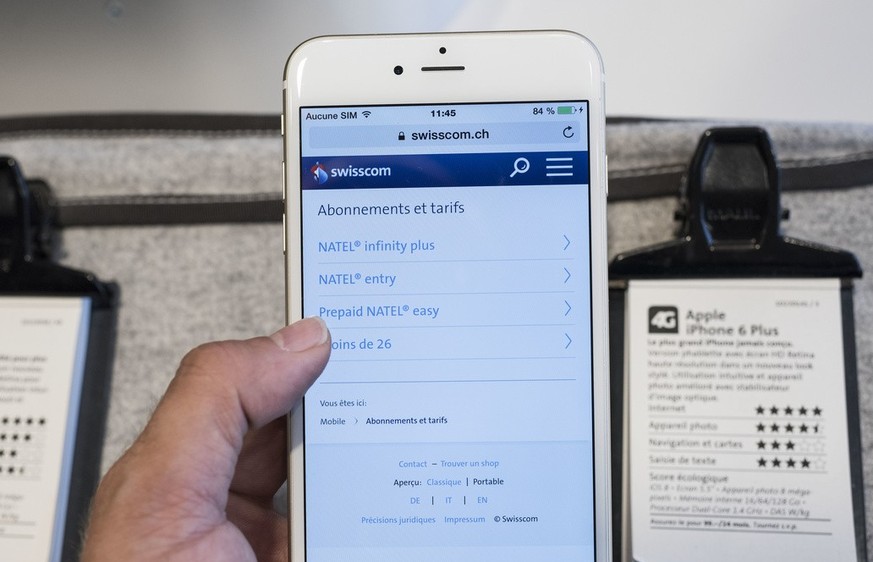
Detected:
left=145, top=316, right=331, bottom=466
left=82, top=317, right=331, bottom=560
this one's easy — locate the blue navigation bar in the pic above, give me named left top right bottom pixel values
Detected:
left=302, top=151, right=588, bottom=190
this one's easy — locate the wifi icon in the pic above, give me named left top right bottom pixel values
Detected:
left=362, top=111, right=372, bottom=118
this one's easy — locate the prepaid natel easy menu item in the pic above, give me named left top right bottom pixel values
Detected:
left=608, top=128, right=866, bottom=562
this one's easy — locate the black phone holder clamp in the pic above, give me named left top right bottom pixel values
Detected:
left=0, top=156, right=60, bottom=270
left=0, top=155, right=114, bottom=299
left=610, top=127, right=862, bottom=279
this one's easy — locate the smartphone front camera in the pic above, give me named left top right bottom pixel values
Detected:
left=393, top=65, right=404, bottom=75
left=439, top=47, right=447, bottom=54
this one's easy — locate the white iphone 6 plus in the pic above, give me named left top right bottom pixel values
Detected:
left=283, top=31, right=610, bottom=561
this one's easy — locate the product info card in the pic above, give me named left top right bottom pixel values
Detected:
left=627, top=278, right=858, bottom=561
left=0, top=297, right=90, bottom=562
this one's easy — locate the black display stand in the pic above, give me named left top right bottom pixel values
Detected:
left=0, top=156, right=118, bottom=562
left=608, top=128, right=866, bottom=561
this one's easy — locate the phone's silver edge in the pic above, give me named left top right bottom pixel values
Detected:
left=588, top=67, right=613, bottom=562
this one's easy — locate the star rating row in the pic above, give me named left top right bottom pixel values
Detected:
left=755, top=405, right=822, bottom=416
left=757, top=439, right=798, bottom=451
left=755, top=422, right=820, bottom=434
left=757, top=457, right=812, bottom=469
left=0, top=417, right=46, bottom=426
left=0, top=433, right=34, bottom=442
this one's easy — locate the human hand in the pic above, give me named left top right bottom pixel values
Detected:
left=81, top=317, right=331, bottom=562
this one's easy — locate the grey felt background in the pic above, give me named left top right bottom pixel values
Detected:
left=2, top=120, right=872, bottom=554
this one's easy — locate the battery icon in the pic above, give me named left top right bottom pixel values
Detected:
left=557, top=106, right=576, bottom=115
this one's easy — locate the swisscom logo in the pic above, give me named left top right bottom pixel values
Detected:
left=311, top=162, right=329, bottom=185
left=310, top=161, right=392, bottom=185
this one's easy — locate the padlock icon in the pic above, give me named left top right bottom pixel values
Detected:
left=398, top=131, right=406, bottom=141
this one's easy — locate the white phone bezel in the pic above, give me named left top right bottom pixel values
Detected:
left=283, top=30, right=609, bottom=561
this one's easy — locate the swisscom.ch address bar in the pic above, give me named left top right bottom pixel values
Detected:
left=308, top=121, right=583, bottom=150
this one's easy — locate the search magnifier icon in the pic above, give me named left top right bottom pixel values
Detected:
left=510, top=157, right=530, bottom=178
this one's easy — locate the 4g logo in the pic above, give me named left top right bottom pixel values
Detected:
left=648, top=306, right=679, bottom=334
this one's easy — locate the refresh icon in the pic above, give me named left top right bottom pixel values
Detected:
left=562, top=126, right=575, bottom=139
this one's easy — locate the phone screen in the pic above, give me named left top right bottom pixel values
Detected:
left=298, top=101, right=595, bottom=561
